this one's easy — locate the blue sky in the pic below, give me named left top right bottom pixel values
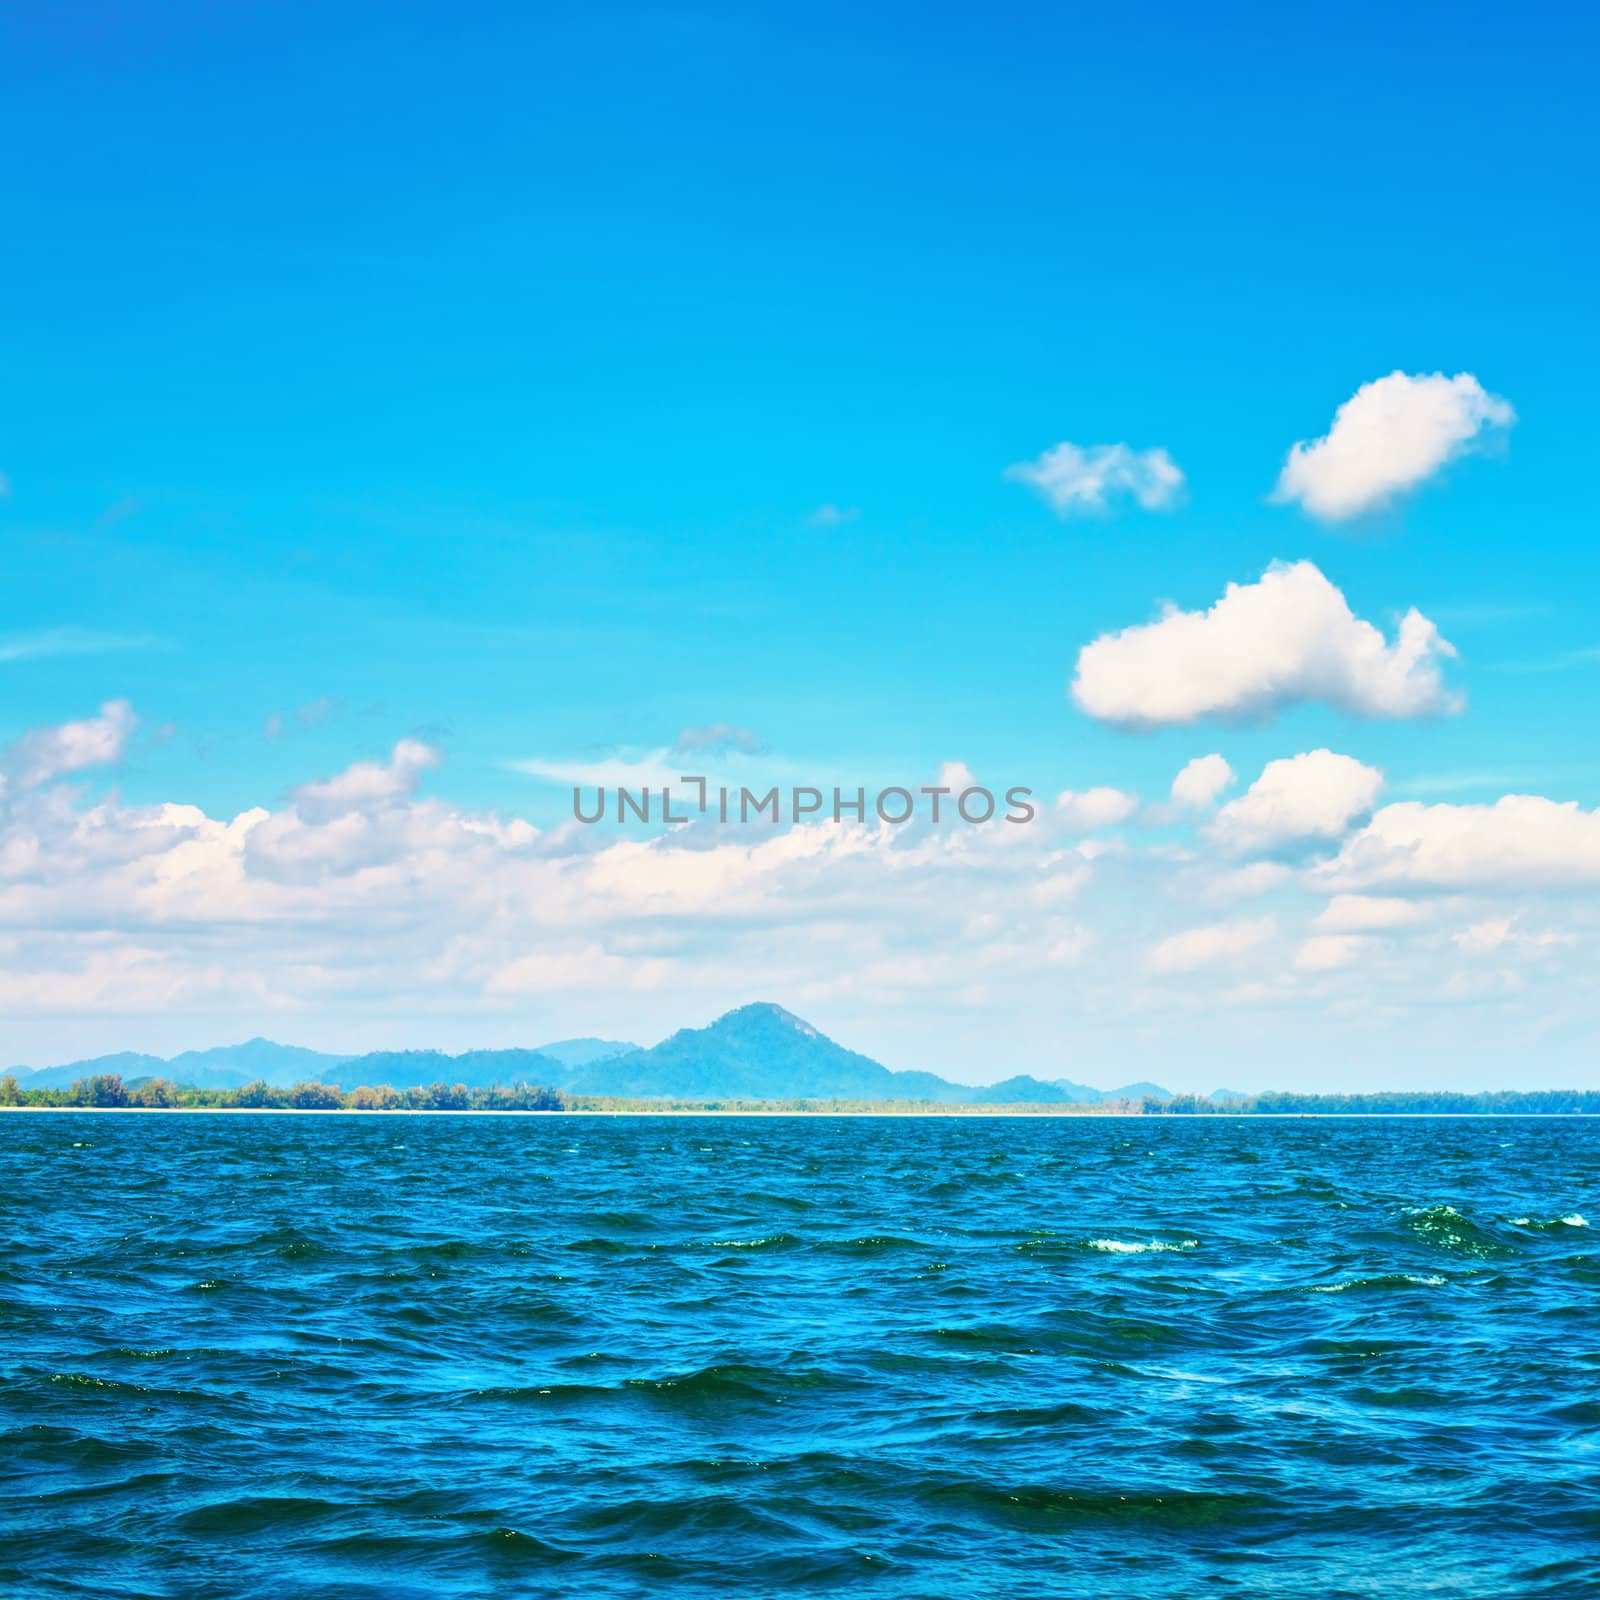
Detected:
left=3, top=2, right=1598, bottom=1087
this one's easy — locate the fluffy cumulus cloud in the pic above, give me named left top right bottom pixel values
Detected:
left=1170, top=754, right=1234, bottom=809
left=1147, top=916, right=1276, bottom=974
left=0, top=709, right=1132, bottom=1034
left=1273, top=371, right=1515, bottom=521
left=1005, top=442, right=1184, bottom=517
left=1072, top=560, right=1461, bottom=729
left=0, top=700, right=136, bottom=797
left=1317, top=796, right=1600, bottom=891
left=288, top=739, right=442, bottom=824
left=1055, top=786, right=1139, bottom=831
left=1207, top=750, right=1383, bottom=856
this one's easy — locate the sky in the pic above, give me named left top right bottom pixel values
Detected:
left=3, top=1, right=1599, bottom=1090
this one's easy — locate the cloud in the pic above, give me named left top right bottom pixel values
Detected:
left=1273, top=371, right=1515, bottom=521
left=0, top=706, right=1127, bottom=1037
left=1318, top=796, right=1600, bottom=891
left=1295, top=934, right=1365, bottom=971
left=1207, top=750, right=1383, bottom=855
left=1183, top=861, right=1295, bottom=902
left=1170, top=754, right=1234, bottom=809
left=1005, top=442, right=1184, bottom=517
left=1312, top=894, right=1427, bottom=933
left=1072, top=560, right=1461, bottom=728
left=1148, top=916, right=1276, bottom=974
left=0, top=700, right=136, bottom=794
left=0, top=628, right=165, bottom=664
left=809, top=505, right=860, bottom=526
left=263, top=697, right=344, bottom=741
left=507, top=749, right=696, bottom=793
left=674, top=723, right=767, bottom=757
left=288, top=739, right=442, bottom=823
left=1453, top=917, right=1575, bottom=956
left=1056, top=786, right=1139, bottom=831
left=5, top=704, right=1592, bottom=1075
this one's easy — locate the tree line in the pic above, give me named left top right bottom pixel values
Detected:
left=0, top=1074, right=565, bottom=1111
left=5, top=1075, right=1594, bottom=1116
left=1142, top=1090, right=1600, bottom=1115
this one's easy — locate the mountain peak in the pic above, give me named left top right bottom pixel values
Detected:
left=721, top=1001, right=821, bottom=1038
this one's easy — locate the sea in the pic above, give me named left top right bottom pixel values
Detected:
left=2, top=1112, right=1597, bottom=1598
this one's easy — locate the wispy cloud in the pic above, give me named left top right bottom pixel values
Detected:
left=674, top=723, right=767, bottom=757
left=263, top=696, right=346, bottom=739
left=1390, top=770, right=1549, bottom=796
left=809, top=504, right=860, bottom=527
left=1006, top=441, right=1184, bottom=517
left=0, top=627, right=166, bottom=664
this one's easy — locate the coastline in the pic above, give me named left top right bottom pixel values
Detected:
left=2, top=1106, right=1594, bottom=1119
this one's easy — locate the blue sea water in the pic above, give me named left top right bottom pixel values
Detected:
left=2, top=1112, right=1597, bottom=1599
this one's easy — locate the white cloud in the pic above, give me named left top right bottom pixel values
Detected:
left=5, top=702, right=1592, bottom=1078
left=289, top=739, right=441, bottom=823
left=1072, top=560, right=1460, bottom=728
left=1148, top=916, right=1276, bottom=974
left=1273, top=371, right=1515, bottom=521
left=1170, top=754, right=1234, bottom=809
left=1185, top=861, right=1295, bottom=902
left=1313, top=894, right=1427, bottom=933
left=1006, top=442, right=1184, bottom=517
left=1295, top=934, right=1365, bottom=971
left=0, top=706, right=1127, bottom=1039
left=1318, top=796, right=1600, bottom=891
left=1207, top=750, right=1383, bottom=855
left=1453, top=917, right=1575, bottom=956
left=1056, top=786, right=1139, bottom=831
left=0, top=700, right=136, bottom=794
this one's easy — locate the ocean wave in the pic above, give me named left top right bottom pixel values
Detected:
left=1509, top=1212, right=1588, bottom=1230
left=1401, top=1203, right=1511, bottom=1257
left=1306, top=1272, right=1447, bottom=1293
left=1084, top=1237, right=1199, bottom=1254
left=9, top=1109, right=1599, bottom=1599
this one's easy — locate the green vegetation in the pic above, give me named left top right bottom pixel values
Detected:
left=564, top=1095, right=1144, bottom=1114
left=1144, top=1090, right=1600, bottom=1115
left=0, top=1073, right=565, bottom=1112
left=4, top=1074, right=1594, bottom=1116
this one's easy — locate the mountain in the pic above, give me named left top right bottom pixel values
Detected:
left=973, top=1075, right=1099, bottom=1105
left=6, top=1006, right=1171, bottom=1104
left=565, top=1003, right=977, bottom=1103
left=10, top=1039, right=352, bottom=1091
left=166, top=1039, right=353, bottom=1088
left=324, top=1048, right=564, bottom=1091
left=967, top=1074, right=1171, bottom=1105
left=1116, top=1081, right=1173, bottom=1102
left=11, top=1051, right=170, bottom=1090
left=533, top=1037, right=642, bottom=1068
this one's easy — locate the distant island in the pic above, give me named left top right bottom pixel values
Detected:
left=3, top=1003, right=1596, bottom=1115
